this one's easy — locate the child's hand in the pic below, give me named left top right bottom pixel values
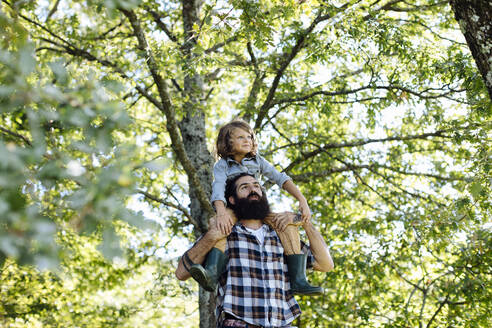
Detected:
left=270, top=212, right=295, bottom=232
left=216, top=208, right=234, bottom=235
left=299, top=200, right=311, bottom=223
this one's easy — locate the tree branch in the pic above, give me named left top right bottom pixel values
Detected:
left=369, top=0, right=447, bottom=15
left=388, top=0, right=448, bottom=12
left=381, top=18, right=467, bottom=45
left=270, top=84, right=467, bottom=107
left=242, top=42, right=265, bottom=122
left=120, top=9, right=214, bottom=218
left=331, top=154, right=398, bottom=207
left=289, top=163, right=468, bottom=182
left=365, top=164, right=446, bottom=205
left=145, top=8, right=178, bottom=43
left=392, top=265, right=425, bottom=292
left=254, top=10, right=338, bottom=129
left=404, top=281, right=422, bottom=325
left=377, top=164, right=472, bottom=182
left=204, top=36, right=239, bottom=54
left=137, top=189, right=196, bottom=226
left=0, top=126, right=32, bottom=147
left=284, top=129, right=455, bottom=172
left=16, top=9, right=170, bottom=112
left=85, top=20, right=126, bottom=41
left=45, top=0, right=60, bottom=22
left=425, top=293, right=453, bottom=328
left=419, top=288, right=428, bottom=328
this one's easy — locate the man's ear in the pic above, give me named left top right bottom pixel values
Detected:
left=228, top=196, right=235, bottom=205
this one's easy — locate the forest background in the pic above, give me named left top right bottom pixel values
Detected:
left=0, top=0, right=490, bottom=327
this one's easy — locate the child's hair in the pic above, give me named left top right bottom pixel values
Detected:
left=216, top=119, right=258, bottom=159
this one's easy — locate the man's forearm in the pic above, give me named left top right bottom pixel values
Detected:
left=175, top=230, right=222, bottom=280
left=303, top=221, right=334, bottom=272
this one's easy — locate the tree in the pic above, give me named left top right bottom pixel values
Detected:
left=450, top=0, right=492, bottom=99
left=0, top=223, right=197, bottom=327
left=1, top=0, right=490, bottom=327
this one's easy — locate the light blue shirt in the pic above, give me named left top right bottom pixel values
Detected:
left=211, top=154, right=291, bottom=205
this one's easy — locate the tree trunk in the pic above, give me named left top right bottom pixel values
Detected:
left=450, top=0, right=492, bottom=99
left=180, top=1, right=216, bottom=327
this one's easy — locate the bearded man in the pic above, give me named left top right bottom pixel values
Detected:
left=175, top=173, right=333, bottom=328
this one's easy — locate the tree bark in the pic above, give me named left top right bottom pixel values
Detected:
left=450, top=0, right=492, bottom=99
left=180, top=1, right=216, bottom=327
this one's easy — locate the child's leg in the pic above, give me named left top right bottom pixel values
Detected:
left=188, top=210, right=236, bottom=291
left=264, top=215, right=302, bottom=255
left=264, top=213, right=323, bottom=295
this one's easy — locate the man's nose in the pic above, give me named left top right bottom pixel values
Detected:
left=249, top=186, right=261, bottom=194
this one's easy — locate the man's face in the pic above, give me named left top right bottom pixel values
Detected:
left=229, top=175, right=270, bottom=221
left=233, top=175, right=263, bottom=201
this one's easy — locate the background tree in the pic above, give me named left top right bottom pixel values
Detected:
left=450, top=0, right=492, bottom=98
left=1, top=0, right=490, bottom=328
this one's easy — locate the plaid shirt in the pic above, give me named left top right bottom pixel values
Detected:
left=216, top=223, right=314, bottom=327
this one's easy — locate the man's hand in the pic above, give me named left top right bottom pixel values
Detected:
left=216, top=207, right=234, bottom=235
left=299, top=200, right=311, bottom=223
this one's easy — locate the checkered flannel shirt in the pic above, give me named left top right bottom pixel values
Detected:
left=216, top=223, right=314, bottom=327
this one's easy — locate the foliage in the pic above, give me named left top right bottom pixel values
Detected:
left=0, top=0, right=490, bottom=327
left=0, top=224, right=198, bottom=327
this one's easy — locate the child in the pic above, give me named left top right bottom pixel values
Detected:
left=188, top=119, right=322, bottom=295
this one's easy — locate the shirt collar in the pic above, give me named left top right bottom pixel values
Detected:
left=225, top=155, right=256, bottom=165
left=235, top=222, right=271, bottom=234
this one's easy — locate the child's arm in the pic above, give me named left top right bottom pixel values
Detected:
left=256, top=154, right=311, bottom=222
left=214, top=200, right=235, bottom=235
left=282, top=180, right=311, bottom=222
left=211, top=160, right=235, bottom=235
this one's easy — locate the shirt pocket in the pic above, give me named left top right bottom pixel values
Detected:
left=243, top=160, right=259, bottom=174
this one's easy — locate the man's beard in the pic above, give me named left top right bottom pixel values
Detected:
left=232, top=192, right=271, bottom=221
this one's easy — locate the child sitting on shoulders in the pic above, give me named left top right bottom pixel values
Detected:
left=188, top=119, right=322, bottom=295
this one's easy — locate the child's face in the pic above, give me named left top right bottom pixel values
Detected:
left=230, top=128, right=253, bottom=156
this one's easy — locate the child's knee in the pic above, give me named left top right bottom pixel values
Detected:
left=225, top=208, right=237, bottom=223
left=209, top=216, right=219, bottom=231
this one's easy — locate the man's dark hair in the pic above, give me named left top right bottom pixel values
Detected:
left=224, top=173, right=255, bottom=208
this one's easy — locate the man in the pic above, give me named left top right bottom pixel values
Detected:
left=175, top=173, right=334, bottom=327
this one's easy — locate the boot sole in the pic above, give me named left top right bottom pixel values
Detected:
left=189, top=266, right=216, bottom=292
left=292, top=288, right=324, bottom=296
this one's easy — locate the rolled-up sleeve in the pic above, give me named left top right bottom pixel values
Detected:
left=257, top=154, right=291, bottom=188
left=211, top=159, right=228, bottom=205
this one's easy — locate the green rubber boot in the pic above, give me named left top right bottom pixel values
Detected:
left=286, top=253, right=323, bottom=295
left=189, top=248, right=227, bottom=292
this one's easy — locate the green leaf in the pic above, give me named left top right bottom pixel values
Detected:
left=469, top=181, right=483, bottom=199
left=143, top=159, right=170, bottom=172
left=48, top=60, right=69, bottom=85
left=97, top=225, right=123, bottom=260
left=18, top=45, right=36, bottom=75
